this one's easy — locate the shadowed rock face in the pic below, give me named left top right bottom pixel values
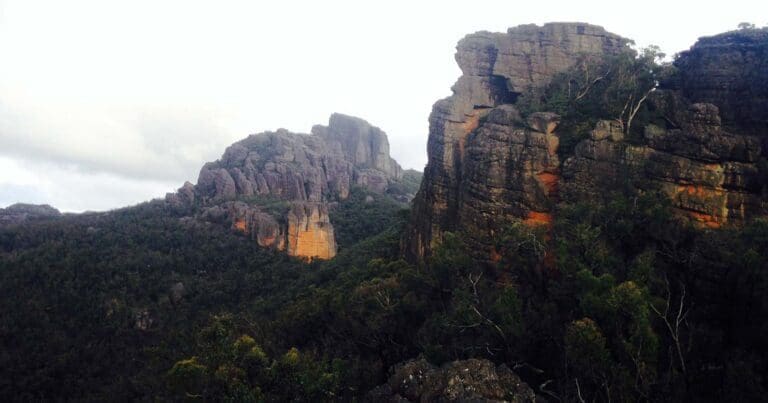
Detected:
left=168, top=114, right=405, bottom=260
left=404, top=22, right=631, bottom=259
left=563, top=104, right=764, bottom=228
left=405, top=24, right=768, bottom=260
left=672, top=29, right=768, bottom=138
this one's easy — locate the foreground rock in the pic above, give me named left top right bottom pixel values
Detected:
left=168, top=113, right=409, bottom=260
left=0, top=203, right=61, bottom=226
left=404, top=23, right=768, bottom=260
left=366, top=358, right=537, bottom=402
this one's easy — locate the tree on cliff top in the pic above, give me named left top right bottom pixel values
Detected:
left=518, top=45, right=669, bottom=149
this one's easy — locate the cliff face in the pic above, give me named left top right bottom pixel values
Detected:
left=168, top=113, right=405, bottom=260
left=564, top=104, right=763, bottom=228
left=405, top=24, right=768, bottom=259
left=673, top=29, right=768, bottom=137
left=405, top=23, right=631, bottom=258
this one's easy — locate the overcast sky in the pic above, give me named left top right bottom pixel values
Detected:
left=1, top=0, right=765, bottom=212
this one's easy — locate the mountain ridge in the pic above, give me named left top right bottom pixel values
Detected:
left=165, top=112, right=416, bottom=260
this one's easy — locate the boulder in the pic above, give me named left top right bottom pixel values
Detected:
left=366, top=358, right=537, bottom=402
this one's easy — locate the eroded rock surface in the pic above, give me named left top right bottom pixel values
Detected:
left=405, top=23, right=631, bottom=259
left=168, top=113, right=406, bottom=260
left=366, top=358, right=537, bottom=402
left=672, top=29, right=768, bottom=137
left=405, top=24, right=768, bottom=260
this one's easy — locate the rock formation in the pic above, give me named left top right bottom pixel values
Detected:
left=366, top=358, right=537, bottom=402
left=167, top=113, right=407, bottom=260
left=563, top=104, right=763, bottom=228
left=672, top=29, right=768, bottom=138
left=404, top=23, right=768, bottom=259
left=405, top=23, right=632, bottom=258
left=0, top=203, right=61, bottom=226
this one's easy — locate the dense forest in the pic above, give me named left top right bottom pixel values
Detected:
left=2, top=25, right=768, bottom=402
left=1, top=184, right=767, bottom=401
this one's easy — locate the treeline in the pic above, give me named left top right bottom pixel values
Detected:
left=1, top=185, right=767, bottom=401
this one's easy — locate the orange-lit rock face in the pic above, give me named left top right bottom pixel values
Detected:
left=286, top=204, right=337, bottom=260
left=459, top=112, right=483, bottom=159
left=688, top=212, right=722, bottom=228
left=537, top=171, right=560, bottom=198
left=490, top=247, right=502, bottom=263
left=234, top=219, right=247, bottom=232
left=291, top=223, right=335, bottom=260
left=523, top=211, right=553, bottom=227
left=672, top=184, right=727, bottom=228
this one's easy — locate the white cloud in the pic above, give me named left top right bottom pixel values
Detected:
left=0, top=156, right=177, bottom=212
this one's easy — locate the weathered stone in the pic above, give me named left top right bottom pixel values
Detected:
left=366, top=358, right=537, bottom=402
left=672, top=29, right=768, bottom=139
left=562, top=104, right=765, bottom=228
left=196, top=165, right=237, bottom=201
left=286, top=202, right=336, bottom=260
left=169, top=114, right=408, bottom=260
left=405, top=22, right=628, bottom=259
left=527, top=112, right=560, bottom=134
left=191, top=114, right=403, bottom=204
left=591, top=120, right=624, bottom=142
left=405, top=24, right=768, bottom=260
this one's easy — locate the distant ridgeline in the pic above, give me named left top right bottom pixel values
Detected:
left=0, top=203, right=61, bottom=226
left=2, top=23, right=768, bottom=402
left=165, top=113, right=420, bottom=260
left=405, top=23, right=768, bottom=260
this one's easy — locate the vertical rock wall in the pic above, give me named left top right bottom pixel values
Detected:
left=405, top=23, right=630, bottom=259
left=404, top=23, right=768, bottom=261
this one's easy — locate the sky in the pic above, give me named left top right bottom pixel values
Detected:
left=1, top=0, right=766, bottom=212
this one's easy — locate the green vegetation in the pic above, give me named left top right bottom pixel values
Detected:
left=517, top=46, right=672, bottom=156
left=386, top=169, right=423, bottom=198
left=1, top=181, right=767, bottom=401
left=329, top=187, right=406, bottom=250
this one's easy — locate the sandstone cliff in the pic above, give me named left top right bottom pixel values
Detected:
left=168, top=113, right=407, bottom=260
left=404, top=23, right=768, bottom=259
left=405, top=23, right=631, bottom=258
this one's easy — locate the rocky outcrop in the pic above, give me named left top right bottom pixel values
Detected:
left=366, top=358, right=537, bottom=402
left=563, top=104, right=763, bottom=228
left=405, top=23, right=631, bottom=258
left=405, top=24, right=768, bottom=260
left=671, top=28, right=768, bottom=138
left=457, top=107, right=561, bottom=245
left=0, top=203, right=61, bottom=226
left=286, top=203, right=336, bottom=260
left=192, top=113, right=402, bottom=204
left=168, top=113, right=405, bottom=260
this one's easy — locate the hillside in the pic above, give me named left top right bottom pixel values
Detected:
left=1, top=23, right=768, bottom=402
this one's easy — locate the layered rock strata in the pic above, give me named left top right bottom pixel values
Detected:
left=564, top=104, right=763, bottom=228
left=405, top=23, right=768, bottom=260
left=168, top=113, right=404, bottom=260
left=405, top=22, right=631, bottom=258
